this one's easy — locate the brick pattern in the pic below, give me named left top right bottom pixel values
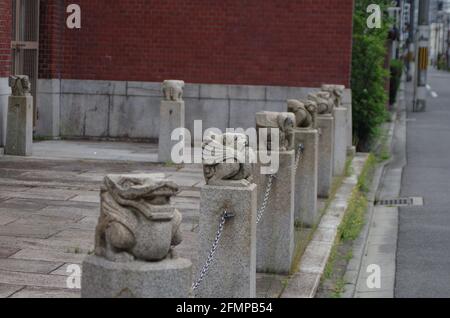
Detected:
left=39, top=0, right=64, bottom=79
left=39, top=0, right=354, bottom=87
left=0, top=0, right=12, bottom=78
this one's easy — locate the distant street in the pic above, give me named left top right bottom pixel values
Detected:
left=396, top=69, right=450, bottom=297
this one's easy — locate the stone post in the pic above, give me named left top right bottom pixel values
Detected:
left=158, top=80, right=185, bottom=163
left=343, top=89, right=355, bottom=155
left=286, top=100, right=319, bottom=227
left=320, top=84, right=349, bottom=177
left=82, top=174, right=192, bottom=298
left=293, top=129, right=319, bottom=227
left=5, top=76, right=33, bottom=156
left=196, top=132, right=257, bottom=298
left=254, top=150, right=295, bottom=275
left=333, top=107, right=348, bottom=176
left=317, top=115, right=335, bottom=198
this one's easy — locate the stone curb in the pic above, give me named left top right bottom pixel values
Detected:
left=281, top=153, right=369, bottom=298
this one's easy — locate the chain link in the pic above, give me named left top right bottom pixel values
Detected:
left=192, top=210, right=229, bottom=292
left=294, top=144, right=305, bottom=175
left=256, top=174, right=275, bottom=225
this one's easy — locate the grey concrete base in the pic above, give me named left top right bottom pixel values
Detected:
left=35, top=79, right=323, bottom=142
left=317, top=115, right=334, bottom=198
left=36, top=79, right=60, bottom=138
left=5, top=96, right=33, bottom=156
left=333, top=107, right=348, bottom=176
left=293, top=129, right=319, bottom=227
left=254, top=151, right=295, bottom=275
left=197, top=183, right=257, bottom=298
left=81, top=255, right=192, bottom=298
left=0, top=78, right=9, bottom=147
left=158, top=100, right=185, bottom=163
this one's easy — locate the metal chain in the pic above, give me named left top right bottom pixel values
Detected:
left=294, top=144, right=305, bottom=175
left=256, top=174, right=275, bottom=225
left=192, top=210, right=229, bottom=292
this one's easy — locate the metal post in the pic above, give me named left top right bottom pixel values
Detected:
left=413, top=0, right=431, bottom=112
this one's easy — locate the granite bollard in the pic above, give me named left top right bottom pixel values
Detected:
left=317, top=115, right=335, bottom=198
left=82, top=174, right=192, bottom=298
left=254, top=150, right=295, bottom=275
left=5, top=76, right=33, bottom=156
left=333, top=107, right=348, bottom=176
left=342, top=89, right=354, bottom=155
left=287, top=99, right=319, bottom=227
left=158, top=80, right=185, bottom=163
left=196, top=132, right=257, bottom=298
left=293, top=129, right=319, bottom=227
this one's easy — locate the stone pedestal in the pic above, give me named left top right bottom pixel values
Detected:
left=293, top=129, right=319, bottom=227
left=317, top=115, right=335, bottom=198
left=5, top=96, right=33, bottom=156
left=158, top=100, right=185, bottom=163
left=333, top=107, right=348, bottom=176
left=254, top=151, right=295, bottom=275
left=81, top=255, right=192, bottom=298
left=343, top=89, right=353, bottom=152
left=197, top=183, right=257, bottom=298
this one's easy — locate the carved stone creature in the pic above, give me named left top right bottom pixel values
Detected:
left=308, top=92, right=335, bottom=115
left=287, top=99, right=318, bottom=129
left=202, top=132, right=255, bottom=186
left=95, top=174, right=183, bottom=262
left=321, top=84, right=345, bottom=109
left=256, top=111, right=295, bottom=151
left=162, top=80, right=185, bottom=102
left=203, top=133, right=255, bottom=186
left=9, top=75, right=31, bottom=97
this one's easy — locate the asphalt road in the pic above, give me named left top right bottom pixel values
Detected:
left=396, top=69, right=450, bottom=297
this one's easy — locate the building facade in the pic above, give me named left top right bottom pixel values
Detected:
left=0, top=0, right=355, bottom=144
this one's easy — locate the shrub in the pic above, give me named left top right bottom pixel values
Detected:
left=352, top=0, right=391, bottom=151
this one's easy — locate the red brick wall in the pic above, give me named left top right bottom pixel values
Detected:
left=40, top=0, right=354, bottom=87
left=39, top=0, right=64, bottom=79
left=0, top=0, right=12, bottom=78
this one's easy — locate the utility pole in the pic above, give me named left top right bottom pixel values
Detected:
left=413, top=0, right=431, bottom=112
left=407, top=0, right=417, bottom=81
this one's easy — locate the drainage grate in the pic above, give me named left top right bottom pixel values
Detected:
left=375, top=197, right=424, bottom=207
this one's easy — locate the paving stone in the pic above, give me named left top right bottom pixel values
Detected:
left=0, top=215, right=18, bottom=226
left=9, top=286, right=80, bottom=298
left=0, top=224, right=61, bottom=239
left=0, top=247, right=20, bottom=258
left=0, top=270, right=67, bottom=289
left=0, top=284, right=24, bottom=298
left=0, top=259, right=62, bottom=274
left=35, top=206, right=99, bottom=220
left=10, top=249, right=87, bottom=264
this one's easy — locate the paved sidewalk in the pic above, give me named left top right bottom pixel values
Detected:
left=396, top=69, right=450, bottom=298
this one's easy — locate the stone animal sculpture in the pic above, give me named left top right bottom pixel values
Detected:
left=162, top=80, right=185, bottom=102
left=256, top=111, right=295, bottom=151
left=321, top=84, right=345, bottom=109
left=287, top=99, right=318, bottom=129
left=95, top=174, right=183, bottom=262
left=9, top=75, right=31, bottom=97
left=307, top=92, right=335, bottom=115
left=202, top=132, right=255, bottom=186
